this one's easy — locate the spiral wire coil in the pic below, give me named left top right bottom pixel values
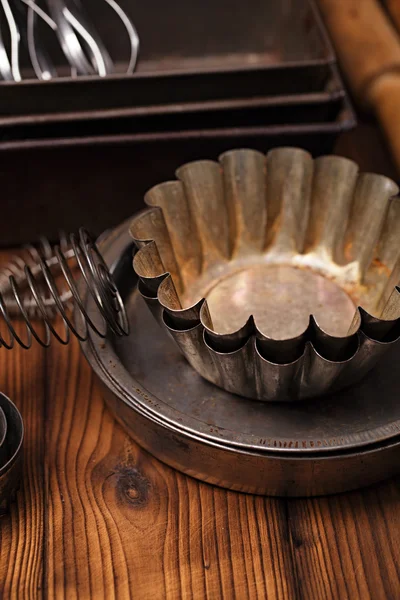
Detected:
left=0, top=228, right=128, bottom=349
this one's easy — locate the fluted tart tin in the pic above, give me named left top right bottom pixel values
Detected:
left=130, top=147, right=400, bottom=401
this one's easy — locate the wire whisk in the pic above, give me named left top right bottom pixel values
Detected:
left=0, top=0, right=139, bottom=81
left=0, top=228, right=128, bottom=349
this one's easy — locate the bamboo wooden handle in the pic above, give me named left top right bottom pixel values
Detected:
left=368, top=73, right=400, bottom=171
left=383, top=0, right=400, bottom=36
left=318, top=0, right=400, bottom=172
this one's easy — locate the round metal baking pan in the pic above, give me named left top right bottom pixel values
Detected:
left=0, top=393, right=24, bottom=513
left=0, top=407, right=7, bottom=449
left=81, top=222, right=400, bottom=496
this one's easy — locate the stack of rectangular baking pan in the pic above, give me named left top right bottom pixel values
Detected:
left=0, top=0, right=356, bottom=244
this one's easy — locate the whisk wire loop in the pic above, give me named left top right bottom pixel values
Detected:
left=0, top=229, right=128, bottom=349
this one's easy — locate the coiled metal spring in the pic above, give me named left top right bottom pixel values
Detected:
left=0, top=228, right=128, bottom=349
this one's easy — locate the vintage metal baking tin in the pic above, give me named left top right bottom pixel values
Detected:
left=0, top=62, right=346, bottom=130
left=0, top=88, right=345, bottom=129
left=0, top=80, right=352, bottom=142
left=0, top=106, right=356, bottom=248
left=0, top=0, right=334, bottom=123
left=0, top=393, right=24, bottom=514
left=0, top=89, right=345, bottom=139
left=0, top=406, right=7, bottom=465
left=131, top=148, right=400, bottom=401
left=80, top=222, right=400, bottom=496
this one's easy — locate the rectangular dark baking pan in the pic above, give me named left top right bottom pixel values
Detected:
left=0, top=93, right=347, bottom=141
left=0, top=0, right=335, bottom=123
left=0, top=87, right=344, bottom=128
left=0, top=102, right=356, bottom=246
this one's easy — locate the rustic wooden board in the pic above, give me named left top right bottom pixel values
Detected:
left=0, top=240, right=399, bottom=599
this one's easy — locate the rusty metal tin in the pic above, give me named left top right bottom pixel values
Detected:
left=131, top=147, right=399, bottom=402
left=0, top=394, right=23, bottom=514
left=81, top=223, right=400, bottom=497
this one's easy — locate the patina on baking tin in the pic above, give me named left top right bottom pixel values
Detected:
left=131, top=148, right=400, bottom=401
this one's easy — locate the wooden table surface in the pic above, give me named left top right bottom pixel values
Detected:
left=0, top=248, right=398, bottom=600
left=0, top=126, right=400, bottom=598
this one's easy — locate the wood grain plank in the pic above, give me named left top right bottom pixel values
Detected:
left=287, top=482, right=400, bottom=600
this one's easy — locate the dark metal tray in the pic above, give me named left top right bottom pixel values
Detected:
left=0, top=0, right=334, bottom=122
left=0, top=106, right=356, bottom=246
left=0, top=94, right=348, bottom=141
left=81, top=222, right=400, bottom=496
left=0, top=88, right=344, bottom=128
